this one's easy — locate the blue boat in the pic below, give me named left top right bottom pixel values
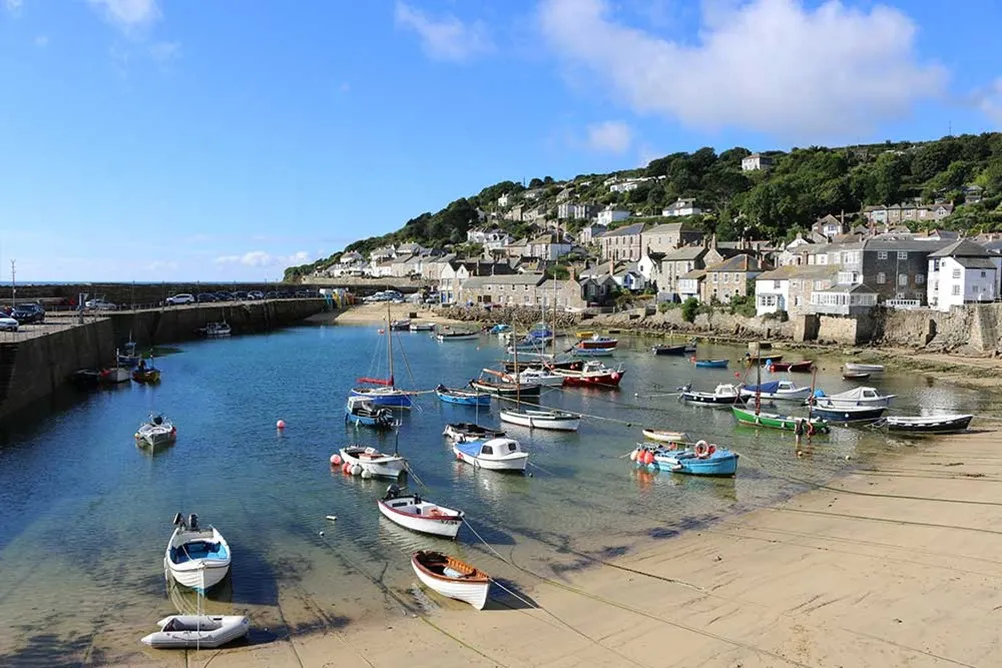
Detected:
left=635, top=442, right=738, bottom=477
left=345, top=396, right=399, bottom=429
left=349, top=387, right=414, bottom=408
left=489, top=324, right=511, bottom=335
left=436, top=384, right=491, bottom=407
left=693, top=358, right=729, bottom=368
left=809, top=402, right=886, bottom=423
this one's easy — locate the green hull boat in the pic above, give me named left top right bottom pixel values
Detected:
left=732, top=405, right=829, bottom=434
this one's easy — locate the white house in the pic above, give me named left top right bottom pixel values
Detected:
left=527, top=233, right=572, bottom=261
left=597, top=205, right=630, bottom=226
left=638, top=250, right=664, bottom=285
left=467, top=227, right=511, bottom=251
left=754, top=268, right=791, bottom=316
left=741, top=153, right=773, bottom=171
left=579, top=223, right=608, bottom=244
left=927, top=240, right=1001, bottom=312
left=662, top=198, right=701, bottom=217
left=497, top=193, right=511, bottom=207
left=557, top=202, right=598, bottom=220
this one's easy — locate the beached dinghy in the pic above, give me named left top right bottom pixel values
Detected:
left=411, top=551, right=490, bottom=610
left=692, top=358, right=729, bottom=368
left=633, top=441, right=739, bottom=477
left=164, top=513, right=231, bottom=592
left=339, top=445, right=407, bottom=478
left=641, top=428, right=688, bottom=444
left=452, top=437, right=528, bottom=471
left=843, top=362, right=885, bottom=374
left=880, top=413, right=973, bottom=434
left=377, top=485, right=464, bottom=539
left=140, top=615, right=249, bottom=649
left=135, top=414, right=177, bottom=448
left=443, top=423, right=506, bottom=443
left=732, top=405, right=830, bottom=433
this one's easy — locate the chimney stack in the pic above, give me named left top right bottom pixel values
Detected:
left=609, top=260, right=614, bottom=276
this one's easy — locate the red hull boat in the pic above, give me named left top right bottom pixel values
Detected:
left=554, top=361, right=626, bottom=387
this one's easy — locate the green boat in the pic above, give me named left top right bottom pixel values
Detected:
left=731, top=405, right=830, bottom=434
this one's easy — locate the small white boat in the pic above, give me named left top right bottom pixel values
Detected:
left=817, top=386, right=895, bottom=408
left=641, top=428, right=688, bottom=444
left=339, top=445, right=407, bottom=478
left=409, top=322, right=435, bottom=331
left=101, top=366, right=132, bottom=384
left=740, top=380, right=812, bottom=402
left=443, top=423, right=505, bottom=443
left=453, top=437, right=528, bottom=471
left=499, top=408, right=581, bottom=431
left=509, top=367, right=565, bottom=387
left=844, top=362, right=885, bottom=374
left=135, top=415, right=177, bottom=448
left=203, top=321, right=231, bottom=338
left=377, top=485, right=464, bottom=539
left=411, top=550, right=490, bottom=610
left=164, top=514, right=231, bottom=592
left=140, top=615, right=249, bottom=649
left=436, top=329, right=479, bottom=341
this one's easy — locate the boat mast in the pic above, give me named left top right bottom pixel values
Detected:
left=806, top=366, right=817, bottom=428
left=552, top=222, right=559, bottom=358
left=513, top=326, right=520, bottom=410
left=754, top=348, right=761, bottom=415
left=386, top=301, right=394, bottom=389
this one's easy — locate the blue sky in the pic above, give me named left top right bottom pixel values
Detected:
left=1, top=0, right=1000, bottom=282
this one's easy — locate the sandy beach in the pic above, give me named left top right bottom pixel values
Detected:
left=314, top=302, right=470, bottom=326
left=102, top=424, right=1002, bottom=668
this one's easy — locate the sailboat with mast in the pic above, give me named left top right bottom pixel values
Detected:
left=731, top=348, right=829, bottom=434
left=351, top=302, right=414, bottom=409
left=499, top=323, right=581, bottom=432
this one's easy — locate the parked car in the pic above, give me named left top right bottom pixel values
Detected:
left=196, top=292, right=218, bottom=303
left=12, top=303, right=45, bottom=323
left=85, top=298, right=117, bottom=310
left=214, top=291, right=234, bottom=301
left=294, top=289, right=312, bottom=298
left=247, top=290, right=264, bottom=300
left=264, top=291, right=279, bottom=299
left=166, top=293, right=195, bottom=305
left=233, top=291, right=249, bottom=300
left=0, top=315, right=18, bottom=332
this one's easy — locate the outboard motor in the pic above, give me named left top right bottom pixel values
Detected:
left=153, top=415, right=163, bottom=426
left=172, top=512, right=186, bottom=528
left=385, top=484, right=401, bottom=499
left=188, top=513, right=199, bottom=532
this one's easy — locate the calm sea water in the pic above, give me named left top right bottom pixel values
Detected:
left=0, top=324, right=994, bottom=665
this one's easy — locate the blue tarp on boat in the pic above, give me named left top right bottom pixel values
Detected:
left=743, top=381, right=781, bottom=394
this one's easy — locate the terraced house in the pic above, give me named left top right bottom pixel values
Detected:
left=700, top=254, right=766, bottom=304
left=598, top=222, right=646, bottom=262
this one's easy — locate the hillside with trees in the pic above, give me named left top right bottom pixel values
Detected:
left=285, top=133, right=1002, bottom=280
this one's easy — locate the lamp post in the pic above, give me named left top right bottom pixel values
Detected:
left=10, top=259, right=15, bottom=308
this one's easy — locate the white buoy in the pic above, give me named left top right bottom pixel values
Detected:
left=350, top=464, right=362, bottom=476
left=319, top=530, right=324, bottom=536
left=325, top=515, right=337, bottom=522
left=361, top=469, right=373, bottom=479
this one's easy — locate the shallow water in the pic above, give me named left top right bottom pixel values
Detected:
left=0, top=325, right=993, bottom=664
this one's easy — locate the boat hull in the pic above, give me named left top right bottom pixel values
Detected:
left=437, top=333, right=479, bottom=341
left=436, top=386, right=491, bottom=406
left=844, top=362, right=885, bottom=374
left=141, top=615, right=249, bottom=649
left=411, top=553, right=489, bottom=610
left=377, top=498, right=463, bottom=539
left=739, top=387, right=812, bottom=402
left=651, top=450, right=739, bottom=477
left=812, top=405, right=886, bottom=422
left=572, top=346, right=616, bottom=356
left=136, top=425, right=177, bottom=447
left=883, top=414, right=973, bottom=433
left=165, top=528, right=231, bottom=592
left=694, top=359, right=728, bottom=368
left=443, top=423, right=505, bottom=443
left=652, top=345, right=689, bottom=356
left=452, top=444, right=528, bottom=471
left=732, top=406, right=829, bottom=433
left=468, top=381, right=541, bottom=398
left=339, top=447, right=407, bottom=478
left=350, top=388, right=413, bottom=408
left=642, top=429, right=687, bottom=443
left=499, top=409, right=580, bottom=431
left=681, top=393, right=743, bottom=405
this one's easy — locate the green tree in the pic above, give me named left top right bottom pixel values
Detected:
left=681, top=297, right=699, bottom=323
left=873, top=152, right=907, bottom=203
left=976, top=160, right=1002, bottom=194
left=528, top=177, right=544, bottom=189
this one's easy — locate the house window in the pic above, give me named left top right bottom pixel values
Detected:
left=723, top=274, right=730, bottom=283
left=878, top=251, right=888, bottom=260
left=897, top=251, right=908, bottom=260
left=876, top=272, right=886, bottom=284
left=952, top=268, right=961, bottom=279
left=794, top=296, right=802, bottom=307
left=773, top=280, right=781, bottom=289
left=952, top=285, right=961, bottom=296
left=898, top=274, right=908, bottom=286
left=916, top=274, right=925, bottom=285
left=981, top=271, right=987, bottom=278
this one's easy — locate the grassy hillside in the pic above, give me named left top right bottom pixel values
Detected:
left=286, top=133, right=1002, bottom=280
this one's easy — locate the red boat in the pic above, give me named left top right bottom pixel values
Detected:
left=766, top=360, right=814, bottom=373
left=577, top=335, right=618, bottom=350
left=553, top=361, right=626, bottom=387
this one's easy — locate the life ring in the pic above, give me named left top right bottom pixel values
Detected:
left=707, top=444, right=716, bottom=455
left=694, top=441, right=710, bottom=458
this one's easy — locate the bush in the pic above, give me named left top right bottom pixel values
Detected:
left=728, top=294, right=757, bottom=318
left=681, top=297, right=699, bottom=323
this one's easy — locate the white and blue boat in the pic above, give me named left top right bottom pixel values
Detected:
left=810, top=402, right=886, bottom=423
left=351, top=303, right=414, bottom=408
left=489, top=323, right=511, bottom=336
left=117, top=340, right=141, bottom=368
left=164, top=513, right=231, bottom=592
left=452, top=437, right=529, bottom=472
left=345, top=396, right=400, bottom=429
left=436, top=384, right=491, bottom=407
left=634, top=442, right=738, bottom=477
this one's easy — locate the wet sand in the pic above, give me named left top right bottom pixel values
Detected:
left=98, top=426, right=1002, bottom=668
left=316, top=302, right=469, bottom=326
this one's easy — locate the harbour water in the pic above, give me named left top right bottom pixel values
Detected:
left=0, top=324, right=993, bottom=665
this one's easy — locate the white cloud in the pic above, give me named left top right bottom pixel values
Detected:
left=976, top=78, right=1002, bottom=127
left=3, top=0, right=23, bottom=13
left=87, top=0, right=161, bottom=32
left=34, top=35, right=49, bottom=47
left=215, top=251, right=310, bottom=267
left=394, top=1, right=493, bottom=62
left=149, top=40, right=180, bottom=63
left=585, top=120, right=633, bottom=153
left=539, top=0, right=947, bottom=140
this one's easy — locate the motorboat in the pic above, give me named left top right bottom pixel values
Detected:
left=679, top=383, right=745, bottom=405
left=499, top=408, right=581, bottom=431
left=507, top=338, right=549, bottom=353
left=377, top=485, right=464, bottom=539
left=844, top=362, right=885, bottom=374
left=411, top=551, right=490, bottom=610
left=814, top=386, right=895, bottom=408
left=633, top=441, right=739, bottom=477
left=164, top=513, right=231, bottom=592
left=576, top=334, right=618, bottom=350
left=135, top=415, right=177, bottom=448
left=502, top=357, right=583, bottom=373
left=443, top=423, right=506, bottom=443
left=117, top=341, right=141, bottom=368
left=692, top=358, right=728, bottom=368
left=140, top=615, right=249, bottom=649
left=571, top=341, right=616, bottom=356
left=435, top=385, right=491, bottom=407
left=732, top=405, right=829, bottom=434
left=436, top=329, right=479, bottom=341
left=880, top=414, right=973, bottom=434
left=739, top=380, right=812, bottom=402
left=202, top=321, right=231, bottom=338
left=409, top=322, right=435, bottom=332
left=552, top=360, right=625, bottom=387
left=339, top=445, right=407, bottom=478
left=810, top=402, right=886, bottom=423
left=489, top=323, right=511, bottom=336
left=652, top=343, right=696, bottom=356
left=766, top=360, right=814, bottom=373
left=100, top=366, right=132, bottom=384
left=345, top=396, right=399, bottom=429
left=390, top=318, right=411, bottom=331
left=452, top=437, right=528, bottom=471
left=641, top=428, right=688, bottom=444
left=508, top=367, right=565, bottom=387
